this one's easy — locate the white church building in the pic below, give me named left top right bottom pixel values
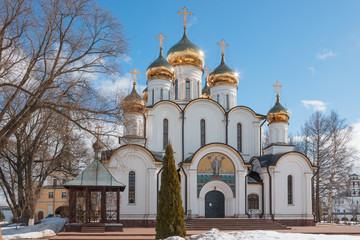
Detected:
left=98, top=8, right=316, bottom=227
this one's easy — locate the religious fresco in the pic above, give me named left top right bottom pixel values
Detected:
left=197, top=152, right=235, bottom=196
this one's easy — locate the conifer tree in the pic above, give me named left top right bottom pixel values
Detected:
left=156, top=143, right=186, bottom=239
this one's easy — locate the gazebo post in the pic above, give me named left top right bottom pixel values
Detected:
left=69, top=188, right=76, bottom=223
left=116, top=188, right=120, bottom=223
left=101, top=187, right=106, bottom=223
left=85, top=187, right=90, bottom=223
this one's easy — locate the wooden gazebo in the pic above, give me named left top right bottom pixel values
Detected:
left=64, top=159, right=125, bottom=232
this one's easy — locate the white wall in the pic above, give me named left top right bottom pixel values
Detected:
left=108, top=146, right=159, bottom=220
left=183, top=100, right=226, bottom=158
left=228, top=108, right=262, bottom=161
left=173, top=65, right=203, bottom=102
left=210, top=85, right=237, bottom=110
left=147, top=79, right=173, bottom=106
left=145, top=102, right=182, bottom=165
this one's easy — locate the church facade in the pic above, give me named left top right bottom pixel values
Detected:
left=100, top=8, right=316, bottom=226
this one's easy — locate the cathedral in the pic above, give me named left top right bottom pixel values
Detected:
left=99, top=7, right=316, bottom=227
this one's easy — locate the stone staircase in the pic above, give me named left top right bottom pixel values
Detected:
left=186, top=218, right=290, bottom=230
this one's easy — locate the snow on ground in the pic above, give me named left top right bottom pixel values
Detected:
left=166, top=228, right=360, bottom=240
left=1, top=217, right=67, bottom=239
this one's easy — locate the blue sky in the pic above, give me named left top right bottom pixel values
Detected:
left=95, top=0, right=360, bottom=138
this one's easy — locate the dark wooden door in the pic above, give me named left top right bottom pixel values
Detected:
left=205, top=190, right=225, bottom=218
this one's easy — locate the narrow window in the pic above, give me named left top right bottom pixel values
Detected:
left=160, top=89, right=163, bottom=101
left=61, top=192, right=67, bottom=198
left=163, top=119, right=168, bottom=149
left=48, top=192, right=54, bottom=199
left=217, top=94, right=219, bottom=103
left=186, top=78, right=190, bottom=99
left=198, top=81, right=200, bottom=97
left=248, top=194, right=259, bottom=209
left=200, top=119, right=206, bottom=147
left=288, top=175, right=293, bottom=205
left=129, top=171, right=135, bottom=203
left=53, top=178, right=57, bottom=187
left=175, top=79, right=178, bottom=100
left=168, top=90, right=170, bottom=100
left=226, top=94, right=229, bottom=110
left=237, top=123, right=242, bottom=152
left=152, top=89, right=154, bottom=105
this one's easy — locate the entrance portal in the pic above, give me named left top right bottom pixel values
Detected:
left=205, top=190, right=225, bottom=218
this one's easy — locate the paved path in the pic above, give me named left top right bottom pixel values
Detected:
left=49, top=224, right=360, bottom=239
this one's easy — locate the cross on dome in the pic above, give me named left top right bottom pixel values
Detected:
left=130, top=67, right=140, bottom=85
left=204, top=66, right=211, bottom=80
left=95, top=125, right=102, bottom=137
left=273, top=81, right=283, bottom=95
left=156, top=33, right=166, bottom=50
left=217, top=39, right=228, bottom=56
left=177, top=7, right=193, bottom=29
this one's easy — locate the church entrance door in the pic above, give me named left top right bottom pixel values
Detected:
left=205, top=190, right=225, bottom=218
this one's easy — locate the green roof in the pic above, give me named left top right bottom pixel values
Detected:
left=64, top=160, right=125, bottom=188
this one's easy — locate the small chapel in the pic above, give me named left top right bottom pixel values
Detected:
left=98, top=7, right=316, bottom=227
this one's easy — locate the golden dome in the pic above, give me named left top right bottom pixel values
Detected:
left=121, top=82, right=145, bottom=114
left=166, top=29, right=204, bottom=68
left=142, top=87, right=148, bottom=102
left=146, top=48, right=175, bottom=81
left=266, top=94, right=290, bottom=124
left=208, top=54, right=238, bottom=87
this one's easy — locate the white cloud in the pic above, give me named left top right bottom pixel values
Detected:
left=308, top=67, right=315, bottom=75
left=301, top=100, right=327, bottom=112
left=120, top=54, right=132, bottom=63
left=316, top=49, right=336, bottom=60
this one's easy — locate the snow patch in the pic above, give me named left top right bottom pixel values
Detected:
left=1, top=217, right=67, bottom=239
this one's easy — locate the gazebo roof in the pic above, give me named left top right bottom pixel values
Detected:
left=64, top=159, right=125, bottom=189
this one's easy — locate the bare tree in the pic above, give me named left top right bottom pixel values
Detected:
left=0, top=0, right=128, bottom=226
left=300, top=111, right=330, bottom=222
left=325, top=111, right=354, bottom=222
left=0, top=108, right=90, bottom=225
left=0, top=0, right=127, bottom=152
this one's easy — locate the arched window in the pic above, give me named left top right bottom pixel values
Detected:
left=160, top=89, right=163, bottom=101
left=186, top=79, right=190, bottom=99
left=152, top=89, right=154, bottom=105
left=237, top=123, right=242, bottom=152
left=226, top=94, right=229, bottom=110
left=288, top=175, right=293, bottom=204
left=200, top=119, right=206, bottom=147
left=128, top=171, right=135, bottom=203
left=163, top=119, right=168, bottom=149
left=248, top=194, right=259, bottom=209
left=168, top=90, right=170, bottom=100
left=175, top=79, right=178, bottom=100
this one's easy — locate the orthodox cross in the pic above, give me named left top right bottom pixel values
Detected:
left=95, top=125, right=102, bottom=137
left=130, top=67, right=140, bottom=84
left=217, top=39, right=228, bottom=56
left=156, top=33, right=166, bottom=50
left=273, top=81, right=283, bottom=95
left=178, top=7, right=193, bottom=29
left=204, top=66, right=211, bottom=80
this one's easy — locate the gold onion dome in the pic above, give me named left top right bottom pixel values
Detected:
left=121, top=82, right=145, bottom=114
left=93, top=139, right=105, bottom=152
left=146, top=49, right=175, bottom=81
left=208, top=54, right=238, bottom=87
left=202, top=83, right=210, bottom=98
left=266, top=94, right=290, bottom=124
left=142, top=87, right=148, bottom=102
left=166, top=29, right=205, bottom=68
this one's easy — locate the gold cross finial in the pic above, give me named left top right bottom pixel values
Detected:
left=273, top=81, right=283, bottom=95
left=178, top=7, right=193, bottom=29
left=130, top=67, right=140, bottom=85
left=95, top=125, right=102, bottom=137
left=156, top=33, right=166, bottom=50
left=204, top=66, right=211, bottom=80
left=217, top=39, right=228, bottom=56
